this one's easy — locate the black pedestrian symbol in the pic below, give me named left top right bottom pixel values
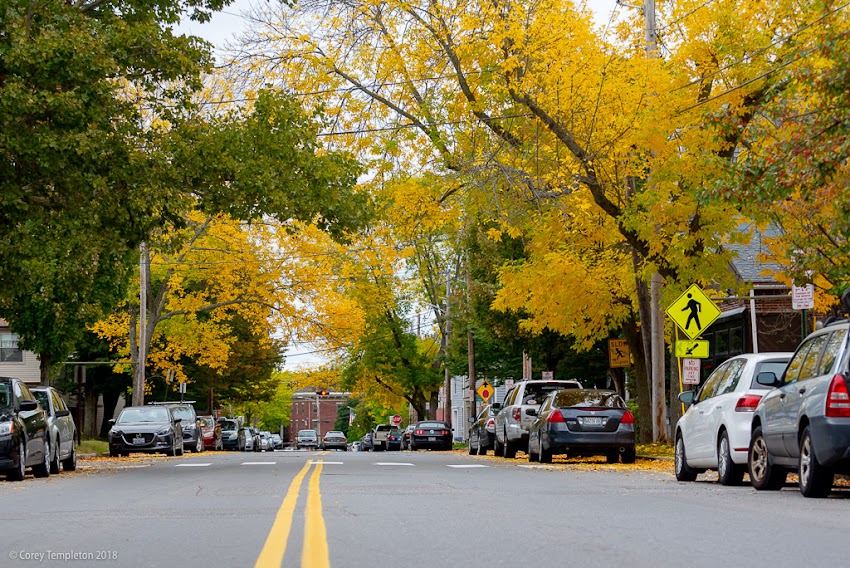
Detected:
left=682, top=293, right=701, bottom=331
left=685, top=344, right=696, bottom=355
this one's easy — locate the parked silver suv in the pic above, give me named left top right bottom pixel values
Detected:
left=749, top=313, right=850, bottom=497
left=494, top=379, right=582, bottom=458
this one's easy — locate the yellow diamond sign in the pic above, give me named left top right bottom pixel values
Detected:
left=477, top=380, right=493, bottom=402
left=666, top=284, right=722, bottom=340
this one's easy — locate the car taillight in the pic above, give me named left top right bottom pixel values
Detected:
left=547, top=410, right=565, bottom=423
left=415, top=430, right=425, bottom=435
left=620, top=410, right=635, bottom=424
left=512, top=408, right=521, bottom=421
left=826, top=374, right=850, bottom=417
left=735, top=394, right=762, bottom=412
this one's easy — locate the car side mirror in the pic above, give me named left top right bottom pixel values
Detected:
left=678, top=391, right=695, bottom=405
left=756, top=371, right=779, bottom=387
left=491, top=403, right=502, bottom=411
left=55, top=409, right=70, bottom=418
left=526, top=408, right=538, bottom=417
left=20, top=400, right=38, bottom=411
left=174, top=418, right=182, bottom=423
left=108, top=418, right=116, bottom=426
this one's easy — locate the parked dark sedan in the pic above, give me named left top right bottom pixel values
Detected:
left=219, top=418, right=240, bottom=450
left=468, top=403, right=502, bottom=455
left=154, top=402, right=204, bottom=453
left=108, top=406, right=184, bottom=457
left=409, top=420, right=453, bottom=451
left=386, top=428, right=403, bottom=451
left=527, top=389, right=636, bottom=464
left=31, top=386, right=77, bottom=473
left=0, top=376, right=51, bottom=480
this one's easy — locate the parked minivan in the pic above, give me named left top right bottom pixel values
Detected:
left=749, top=312, right=850, bottom=497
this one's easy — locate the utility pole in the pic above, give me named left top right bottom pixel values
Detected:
left=443, top=276, right=452, bottom=426
left=644, top=0, right=668, bottom=442
left=133, top=242, right=148, bottom=407
left=466, top=267, right=476, bottom=421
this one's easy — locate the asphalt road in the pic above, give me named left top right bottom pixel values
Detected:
left=2, top=449, right=850, bottom=568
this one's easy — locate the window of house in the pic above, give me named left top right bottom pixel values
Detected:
left=716, top=330, right=729, bottom=355
left=0, top=333, right=23, bottom=362
left=730, top=327, right=744, bottom=354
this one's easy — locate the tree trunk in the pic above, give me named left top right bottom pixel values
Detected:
left=99, top=390, right=121, bottom=438
left=83, top=384, right=99, bottom=438
left=39, top=352, right=52, bottom=386
left=624, top=317, right=652, bottom=443
left=650, top=273, right=669, bottom=442
left=428, top=391, right=439, bottom=420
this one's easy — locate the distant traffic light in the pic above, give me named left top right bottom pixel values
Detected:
left=318, top=389, right=329, bottom=396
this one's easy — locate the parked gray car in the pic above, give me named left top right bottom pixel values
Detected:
left=31, top=386, right=77, bottom=473
left=494, top=379, right=582, bottom=458
left=749, top=316, right=850, bottom=497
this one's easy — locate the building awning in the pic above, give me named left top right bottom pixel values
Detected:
left=718, top=306, right=747, bottom=320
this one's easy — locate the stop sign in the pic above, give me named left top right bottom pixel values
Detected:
left=390, top=414, right=402, bottom=426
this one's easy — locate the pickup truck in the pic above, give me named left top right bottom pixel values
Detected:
left=494, top=379, right=582, bottom=458
left=371, top=424, right=393, bottom=451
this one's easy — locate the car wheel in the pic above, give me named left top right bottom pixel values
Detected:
left=675, top=433, right=698, bottom=482
left=478, top=440, right=488, bottom=456
left=167, top=444, right=176, bottom=457
left=468, top=438, right=476, bottom=455
left=799, top=426, right=833, bottom=498
left=748, top=426, right=786, bottom=490
left=717, top=431, right=744, bottom=486
left=503, top=437, right=517, bottom=459
left=539, top=443, right=552, bottom=464
left=196, top=436, right=204, bottom=453
left=493, top=434, right=503, bottom=456
left=606, top=452, right=619, bottom=464
left=33, top=437, right=50, bottom=478
left=49, top=436, right=61, bottom=474
left=622, top=447, right=636, bottom=464
left=62, top=443, right=77, bottom=472
left=8, top=441, right=26, bottom=481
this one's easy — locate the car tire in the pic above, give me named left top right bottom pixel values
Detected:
left=799, top=426, right=833, bottom=498
left=468, top=439, right=476, bottom=455
left=33, top=437, right=50, bottom=478
left=502, top=432, right=517, bottom=459
left=167, top=445, right=176, bottom=457
left=539, top=443, right=552, bottom=464
left=49, top=436, right=61, bottom=474
left=717, top=431, right=744, bottom=486
left=675, top=433, right=698, bottom=482
left=606, top=452, right=619, bottom=464
left=528, top=438, right=539, bottom=462
left=478, top=440, right=488, bottom=456
left=622, top=447, right=636, bottom=464
left=8, top=441, right=26, bottom=481
left=748, top=426, right=786, bottom=490
left=493, top=434, right=503, bottom=456
left=62, top=443, right=77, bottom=472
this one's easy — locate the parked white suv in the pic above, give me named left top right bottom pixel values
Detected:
left=494, top=379, right=582, bottom=458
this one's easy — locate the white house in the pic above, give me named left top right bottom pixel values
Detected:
left=0, top=319, right=40, bottom=384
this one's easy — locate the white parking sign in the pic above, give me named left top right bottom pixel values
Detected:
left=682, top=358, right=700, bottom=385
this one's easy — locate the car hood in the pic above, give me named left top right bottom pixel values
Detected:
left=111, top=422, right=171, bottom=433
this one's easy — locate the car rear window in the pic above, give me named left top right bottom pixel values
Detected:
left=169, top=407, right=196, bottom=421
left=522, top=383, right=579, bottom=404
left=219, top=420, right=238, bottom=431
left=553, top=390, right=625, bottom=409
left=417, top=422, right=449, bottom=429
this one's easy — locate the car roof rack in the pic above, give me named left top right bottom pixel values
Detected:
left=147, top=400, right=196, bottom=405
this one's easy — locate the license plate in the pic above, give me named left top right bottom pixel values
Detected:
left=580, top=417, right=603, bottom=426
left=428, top=436, right=436, bottom=441
left=133, top=437, right=146, bottom=445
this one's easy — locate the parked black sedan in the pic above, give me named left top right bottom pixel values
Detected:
left=108, top=406, right=184, bottom=457
left=527, top=389, right=636, bottom=464
left=0, top=376, right=51, bottom=480
left=468, top=403, right=501, bottom=455
left=409, top=420, right=453, bottom=451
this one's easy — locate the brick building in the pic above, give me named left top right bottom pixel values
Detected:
left=288, top=390, right=348, bottom=441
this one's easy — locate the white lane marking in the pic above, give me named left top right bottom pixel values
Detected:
left=310, top=461, right=344, bottom=465
left=447, top=464, right=489, bottom=468
left=242, top=462, right=278, bottom=465
left=517, top=464, right=545, bottom=469
left=374, top=462, right=414, bottom=466
left=175, top=463, right=212, bottom=467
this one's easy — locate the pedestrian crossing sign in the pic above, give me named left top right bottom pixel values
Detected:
left=666, top=284, right=722, bottom=340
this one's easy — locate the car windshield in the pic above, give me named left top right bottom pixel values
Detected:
left=0, top=382, right=11, bottom=408
left=553, top=390, right=625, bottom=409
left=118, top=407, right=169, bottom=423
left=219, top=420, right=238, bottom=432
left=417, top=422, right=448, bottom=429
left=169, top=407, right=195, bottom=421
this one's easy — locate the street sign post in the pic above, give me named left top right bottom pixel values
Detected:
left=477, top=380, right=493, bottom=402
left=666, top=284, right=722, bottom=340
left=608, top=339, right=631, bottom=368
left=674, top=340, right=709, bottom=359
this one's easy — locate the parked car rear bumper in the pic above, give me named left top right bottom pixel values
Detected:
left=547, top=430, right=635, bottom=454
left=810, top=416, right=850, bottom=467
left=410, top=436, right=452, bottom=450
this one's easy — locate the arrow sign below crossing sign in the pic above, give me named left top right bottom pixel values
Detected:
left=666, top=284, right=722, bottom=340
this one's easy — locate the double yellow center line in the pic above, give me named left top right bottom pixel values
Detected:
left=254, top=459, right=329, bottom=568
